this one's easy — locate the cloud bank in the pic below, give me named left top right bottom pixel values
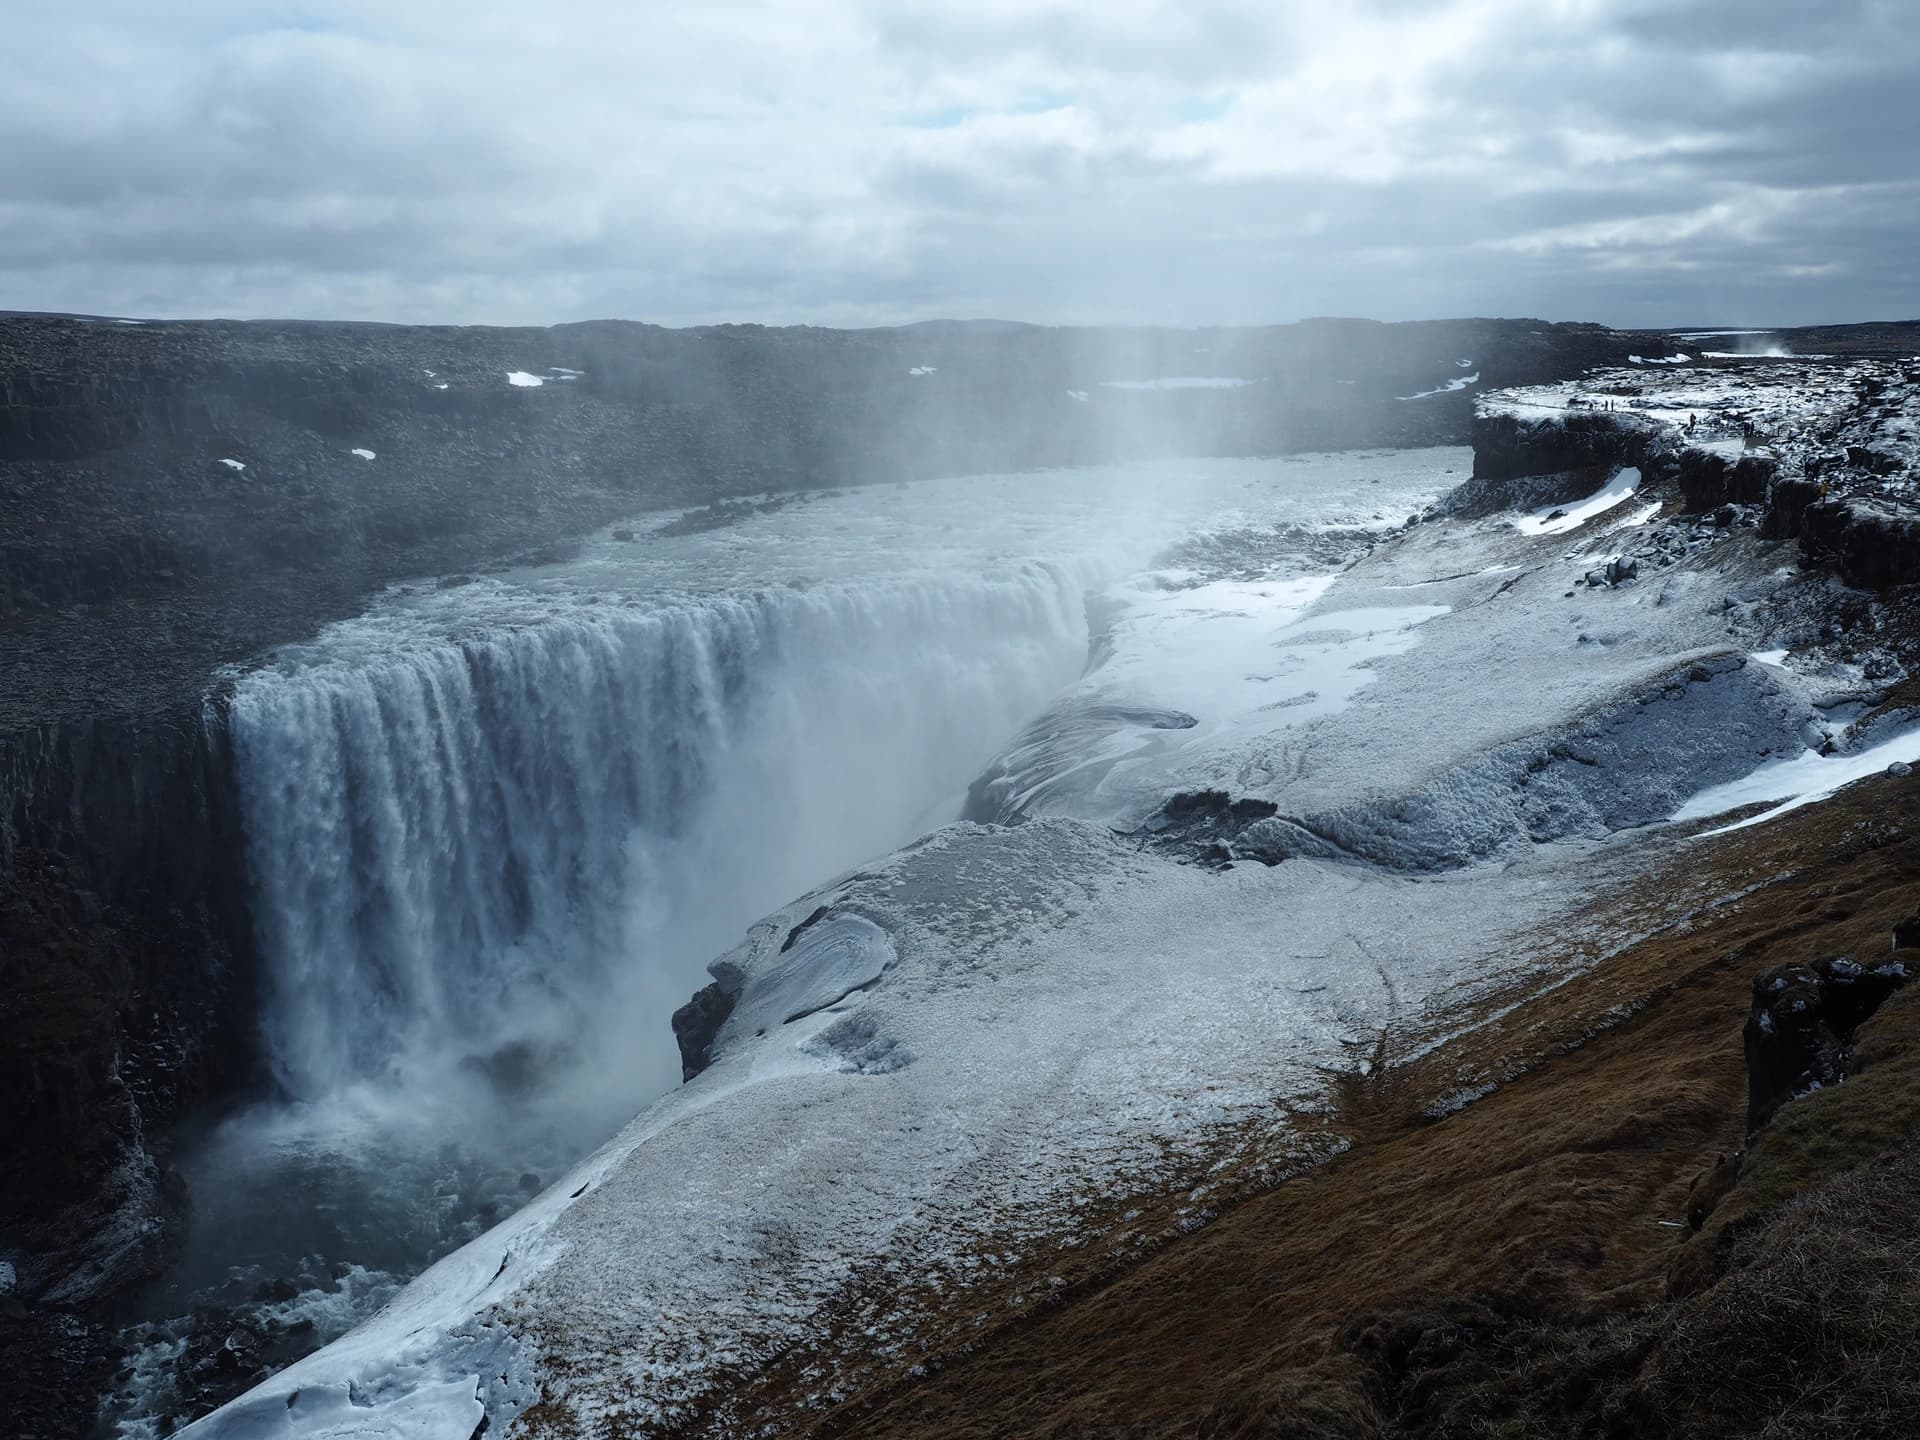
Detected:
left=4, top=0, right=1915, bottom=326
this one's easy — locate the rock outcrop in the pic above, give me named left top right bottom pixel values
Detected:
left=1798, top=496, right=1920, bottom=588
left=1467, top=407, right=1657, bottom=488
left=1742, top=954, right=1910, bottom=1137
left=1675, top=447, right=1775, bottom=512
left=671, top=981, right=739, bottom=1083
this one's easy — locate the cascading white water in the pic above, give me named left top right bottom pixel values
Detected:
left=229, top=560, right=1095, bottom=1113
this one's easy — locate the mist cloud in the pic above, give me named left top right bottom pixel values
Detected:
left=4, top=0, right=1914, bottom=326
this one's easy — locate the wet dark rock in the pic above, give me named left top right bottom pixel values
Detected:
left=1743, top=955, right=1911, bottom=1137
left=1132, top=789, right=1330, bottom=869
left=672, top=979, right=739, bottom=1082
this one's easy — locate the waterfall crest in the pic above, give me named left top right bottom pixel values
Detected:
left=228, top=561, right=1093, bottom=1110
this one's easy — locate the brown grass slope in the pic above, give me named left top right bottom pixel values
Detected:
left=738, top=775, right=1920, bottom=1440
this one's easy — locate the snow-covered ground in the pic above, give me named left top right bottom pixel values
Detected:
left=183, top=391, right=1917, bottom=1438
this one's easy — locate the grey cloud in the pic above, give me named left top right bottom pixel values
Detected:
left=2, top=0, right=1915, bottom=327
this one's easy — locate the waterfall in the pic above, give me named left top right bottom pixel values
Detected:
left=228, top=561, right=1094, bottom=1114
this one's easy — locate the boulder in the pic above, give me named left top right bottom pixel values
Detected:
left=1743, top=955, right=1911, bottom=1136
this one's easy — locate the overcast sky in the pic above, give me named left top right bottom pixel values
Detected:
left=5, top=0, right=1915, bottom=329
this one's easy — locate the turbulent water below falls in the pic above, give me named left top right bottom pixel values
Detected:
left=105, top=450, right=1456, bottom=1437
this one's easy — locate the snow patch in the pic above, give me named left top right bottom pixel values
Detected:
left=1399, top=373, right=1480, bottom=401
left=1515, top=468, right=1641, bottom=536
left=1675, top=728, right=1920, bottom=836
